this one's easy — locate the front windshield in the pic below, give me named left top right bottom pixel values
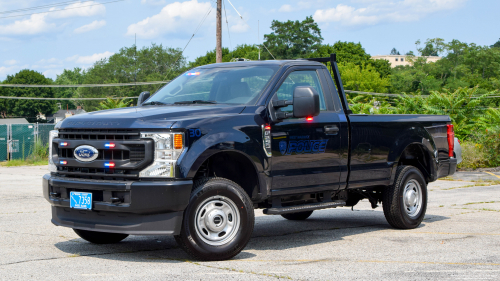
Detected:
left=147, top=65, right=279, bottom=105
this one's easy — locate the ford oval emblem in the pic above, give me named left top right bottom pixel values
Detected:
left=74, top=145, right=99, bottom=162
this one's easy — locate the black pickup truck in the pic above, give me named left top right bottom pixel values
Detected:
left=43, top=54, right=457, bottom=261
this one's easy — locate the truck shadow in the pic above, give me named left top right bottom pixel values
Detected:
left=53, top=208, right=449, bottom=262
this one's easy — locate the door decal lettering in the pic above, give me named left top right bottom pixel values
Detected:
left=279, top=139, right=328, bottom=155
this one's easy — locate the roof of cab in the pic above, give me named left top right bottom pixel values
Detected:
left=195, top=59, right=326, bottom=68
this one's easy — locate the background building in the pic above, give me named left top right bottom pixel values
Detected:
left=371, top=55, right=442, bottom=68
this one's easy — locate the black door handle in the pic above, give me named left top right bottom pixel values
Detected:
left=324, top=125, right=339, bottom=135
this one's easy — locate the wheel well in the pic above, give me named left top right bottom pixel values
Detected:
left=398, top=144, right=432, bottom=182
left=194, top=151, right=260, bottom=200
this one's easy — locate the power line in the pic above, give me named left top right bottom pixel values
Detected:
left=222, top=0, right=232, bottom=57
left=153, top=2, right=214, bottom=93
left=0, top=0, right=124, bottom=19
left=0, top=81, right=169, bottom=88
left=225, top=0, right=275, bottom=60
left=0, top=0, right=87, bottom=15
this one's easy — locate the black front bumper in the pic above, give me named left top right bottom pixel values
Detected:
left=43, top=174, right=192, bottom=235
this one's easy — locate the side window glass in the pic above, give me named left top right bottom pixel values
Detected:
left=275, top=70, right=327, bottom=113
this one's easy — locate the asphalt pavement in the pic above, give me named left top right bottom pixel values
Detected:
left=1, top=166, right=500, bottom=280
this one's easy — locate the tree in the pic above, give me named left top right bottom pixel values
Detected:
left=262, top=16, right=323, bottom=59
left=77, top=43, right=186, bottom=111
left=491, top=38, right=500, bottom=48
left=310, top=41, right=392, bottom=78
left=405, top=51, right=415, bottom=56
left=98, top=97, right=132, bottom=110
left=390, top=48, right=400, bottom=55
left=423, top=87, right=494, bottom=139
left=337, top=62, right=390, bottom=93
left=189, top=44, right=260, bottom=68
left=416, top=38, right=445, bottom=56
left=54, top=67, right=86, bottom=110
left=0, top=70, right=56, bottom=122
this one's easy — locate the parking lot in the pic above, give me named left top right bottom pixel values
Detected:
left=1, top=166, right=500, bottom=280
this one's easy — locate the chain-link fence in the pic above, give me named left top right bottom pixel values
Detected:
left=1, top=123, right=55, bottom=161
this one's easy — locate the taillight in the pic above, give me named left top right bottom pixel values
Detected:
left=447, top=124, right=454, bottom=158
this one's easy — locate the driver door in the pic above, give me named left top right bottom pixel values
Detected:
left=270, top=67, right=342, bottom=195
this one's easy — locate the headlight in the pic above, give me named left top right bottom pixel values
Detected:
left=139, top=132, right=185, bottom=177
left=48, top=130, right=58, bottom=172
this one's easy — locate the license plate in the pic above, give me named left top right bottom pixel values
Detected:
left=70, top=192, right=92, bottom=210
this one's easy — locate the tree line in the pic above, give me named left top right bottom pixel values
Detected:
left=1, top=16, right=499, bottom=121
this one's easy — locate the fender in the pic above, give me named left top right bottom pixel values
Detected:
left=387, top=126, right=438, bottom=184
left=177, top=129, right=267, bottom=180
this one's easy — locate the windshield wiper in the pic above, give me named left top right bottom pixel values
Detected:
left=141, top=101, right=168, bottom=106
left=174, top=100, right=217, bottom=104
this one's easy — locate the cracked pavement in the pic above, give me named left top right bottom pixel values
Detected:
left=1, top=166, right=500, bottom=280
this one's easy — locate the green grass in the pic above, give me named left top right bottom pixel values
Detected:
left=1, top=158, right=47, bottom=167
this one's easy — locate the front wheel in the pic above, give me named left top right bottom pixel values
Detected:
left=382, top=165, right=428, bottom=229
left=175, top=177, right=255, bottom=261
left=73, top=229, right=128, bottom=244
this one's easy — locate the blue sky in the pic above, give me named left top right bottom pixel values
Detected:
left=0, top=0, right=498, bottom=81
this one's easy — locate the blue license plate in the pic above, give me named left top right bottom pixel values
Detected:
left=70, top=192, right=92, bottom=210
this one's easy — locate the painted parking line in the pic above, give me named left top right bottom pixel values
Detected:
left=484, top=172, right=500, bottom=180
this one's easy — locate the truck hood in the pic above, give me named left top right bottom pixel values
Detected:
left=57, top=104, right=246, bottom=129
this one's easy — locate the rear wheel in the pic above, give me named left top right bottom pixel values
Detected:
left=175, top=177, right=254, bottom=261
left=281, top=211, right=314, bottom=220
left=73, top=229, right=128, bottom=244
left=382, top=165, right=427, bottom=229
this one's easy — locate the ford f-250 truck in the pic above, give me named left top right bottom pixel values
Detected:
left=43, top=54, right=458, bottom=261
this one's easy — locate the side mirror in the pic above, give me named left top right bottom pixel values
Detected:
left=137, top=91, right=151, bottom=106
left=293, top=86, right=320, bottom=118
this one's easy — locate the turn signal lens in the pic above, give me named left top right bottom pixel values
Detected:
left=174, top=134, right=183, bottom=150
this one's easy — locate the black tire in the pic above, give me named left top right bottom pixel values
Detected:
left=382, top=165, right=428, bottom=229
left=73, top=229, right=128, bottom=244
left=174, top=177, right=255, bottom=261
left=281, top=211, right=314, bottom=220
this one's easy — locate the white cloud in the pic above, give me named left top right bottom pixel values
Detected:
left=31, top=58, right=64, bottom=69
left=141, top=0, right=167, bottom=5
left=66, top=51, right=114, bottom=64
left=4, top=60, right=18, bottom=66
left=313, top=0, right=468, bottom=26
left=74, top=20, right=106, bottom=33
left=127, top=0, right=213, bottom=39
left=0, top=1, right=105, bottom=36
left=0, top=14, right=56, bottom=35
left=49, top=1, right=106, bottom=18
left=230, top=22, right=249, bottom=33
left=42, top=69, right=64, bottom=78
left=278, top=4, right=293, bottom=12
left=0, top=64, right=28, bottom=79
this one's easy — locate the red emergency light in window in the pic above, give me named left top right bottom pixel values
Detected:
left=306, top=117, right=314, bottom=121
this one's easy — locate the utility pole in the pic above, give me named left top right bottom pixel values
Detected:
left=216, top=0, right=222, bottom=63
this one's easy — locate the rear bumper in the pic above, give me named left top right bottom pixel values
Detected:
left=449, top=157, right=457, bottom=176
left=43, top=174, right=192, bottom=235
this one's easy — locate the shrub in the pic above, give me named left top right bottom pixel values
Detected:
left=458, top=141, right=488, bottom=169
left=28, top=139, right=49, bottom=162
